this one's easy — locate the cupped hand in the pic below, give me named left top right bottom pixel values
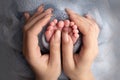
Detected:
left=61, top=8, right=100, bottom=80
left=23, top=5, right=61, bottom=80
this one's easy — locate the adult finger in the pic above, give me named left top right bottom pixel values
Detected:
left=65, top=8, right=89, bottom=35
left=23, top=14, right=52, bottom=60
left=24, top=14, right=52, bottom=55
left=29, top=13, right=52, bottom=36
left=24, top=12, right=30, bottom=21
left=27, top=4, right=45, bottom=23
left=84, top=14, right=96, bottom=23
left=49, top=30, right=61, bottom=65
left=25, top=8, right=53, bottom=31
left=29, top=8, right=53, bottom=25
left=62, top=28, right=74, bottom=68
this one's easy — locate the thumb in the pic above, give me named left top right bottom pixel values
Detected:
left=49, top=30, right=61, bottom=65
left=62, top=28, right=74, bottom=68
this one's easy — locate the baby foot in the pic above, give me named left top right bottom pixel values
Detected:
left=45, top=19, right=64, bottom=42
left=63, top=20, right=79, bottom=44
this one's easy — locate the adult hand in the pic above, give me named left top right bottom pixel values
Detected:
left=62, top=8, right=100, bottom=80
left=23, top=5, right=61, bottom=80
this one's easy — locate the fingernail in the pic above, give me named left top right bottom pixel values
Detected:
left=39, top=4, right=44, bottom=8
left=46, top=8, right=53, bottom=14
left=37, top=4, right=44, bottom=11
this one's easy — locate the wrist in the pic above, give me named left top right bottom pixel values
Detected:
left=70, top=70, right=95, bottom=80
left=35, top=76, right=58, bottom=80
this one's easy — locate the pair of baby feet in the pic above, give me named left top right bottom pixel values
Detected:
left=45, top=19, right=79, bottom=44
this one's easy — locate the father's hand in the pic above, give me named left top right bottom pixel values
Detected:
left=23, top=5, right=61, bottom=80
left=61, top=8, right=100, bottom=80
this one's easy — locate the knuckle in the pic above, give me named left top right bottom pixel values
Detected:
left=23, top=25, right=29, bottom=32
left=88, top=25, right=94, bottom=32
left=88, top=22, right=99, bottom=32
left=26, top=31, right=31, bottom=35
left=24, top=29, right=33, bottom=36
left=23, top=26, right=34, bottom=35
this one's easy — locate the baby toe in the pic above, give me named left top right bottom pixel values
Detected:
left=64, top=20, right=70, bottom=27
left=58, top=21, right=64, bottom=30
left=70, top=21, right=75, bottom=26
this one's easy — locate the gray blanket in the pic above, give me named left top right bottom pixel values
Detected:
left=0, top=0, right=120, bottom=80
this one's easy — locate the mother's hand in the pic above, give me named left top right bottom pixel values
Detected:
left=23, top=5, right=61, bottom=80
left=62, top=8, right=100, bottom=80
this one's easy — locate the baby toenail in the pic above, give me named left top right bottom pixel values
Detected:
left=54, top=19, right=58, bottom=23
left=45, top=9, right=53, bottom=14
